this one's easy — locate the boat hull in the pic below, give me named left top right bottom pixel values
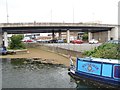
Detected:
left=68, top=57, right=120, bottom=88
left=68, top=71, right=118, bottom=88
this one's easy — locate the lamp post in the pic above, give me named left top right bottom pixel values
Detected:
left=6, top=0, right=9, bottom=23
left=73, top=8, right=74, bottom=23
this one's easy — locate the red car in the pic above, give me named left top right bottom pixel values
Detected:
left=72, top=40, right=84, bottom=44
left=23, top=39, right=33, bottom=42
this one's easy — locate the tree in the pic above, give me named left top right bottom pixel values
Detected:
left=9, top=35, right=26, bottom=49
left=82, top=32, right=88, bottom=41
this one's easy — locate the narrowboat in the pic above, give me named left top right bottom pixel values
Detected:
left=69, top=57, right=120, bottom=87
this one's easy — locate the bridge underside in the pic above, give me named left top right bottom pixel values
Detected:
left=1, top=26, right=112, bottom=34
left=0, top=25, right=115, bottom=47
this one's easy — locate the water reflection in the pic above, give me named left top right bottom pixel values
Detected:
left=2, top=58, right=104, bottom=88
left=2, top=58, right=77, bottom=88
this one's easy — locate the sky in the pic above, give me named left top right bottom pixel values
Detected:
left=0, top=0, right=119, bottom=24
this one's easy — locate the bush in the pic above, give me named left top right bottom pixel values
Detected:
left=84, top=43, right=120, bottom=59
left=9, top=35, right=26, bottom=49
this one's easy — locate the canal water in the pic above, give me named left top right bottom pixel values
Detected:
left=2, top=58, right=95, bottom=88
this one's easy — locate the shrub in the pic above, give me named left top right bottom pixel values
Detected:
left=9, top=35, right=26, bottom=49
left=83, top=43, right=120, bottom=59
left=82, top=32, right=88, bottom=41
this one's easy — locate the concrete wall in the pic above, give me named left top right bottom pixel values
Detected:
left=26, top=43, right=83, bottom=57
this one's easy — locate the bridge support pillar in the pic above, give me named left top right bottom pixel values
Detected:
left=58, top=31, right=62, bottom=39
left=67, top=30, right=70, bottom=43
left=0, top=33, right=2, bottom=47
left=52, top=30, right=55, bottom=40
left=0, top=32, right=2, bottom=90
left=108, top=30, right=111, bottom=41
left=118, top=26, right=120, bottom=40
left=88, top=32, right=92, bottom=41
left=111, top=27, right=119, bottom=40
left=4, top=32, right=8, bottom=47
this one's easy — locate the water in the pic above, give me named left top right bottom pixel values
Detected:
left=2, top=58, right=95, bottom=88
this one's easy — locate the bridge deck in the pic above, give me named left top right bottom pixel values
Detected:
left=0, top=23, right=115, bottom=34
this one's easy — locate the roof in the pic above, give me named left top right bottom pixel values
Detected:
left=78, top=57, right=120, bottom=64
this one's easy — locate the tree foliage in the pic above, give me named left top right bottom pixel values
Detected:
left=9, top=35, right=26, bottom=49
left=82, top=32, right=88, bottom=41
left=84, top=43, right=120, bottom=59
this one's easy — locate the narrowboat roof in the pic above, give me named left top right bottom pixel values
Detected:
left=77, top=57, right=120, bottom=64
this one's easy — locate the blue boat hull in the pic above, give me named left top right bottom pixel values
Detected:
left=69, top=70, right=119, bottom=88
left=69, top=57, right=120, bottom=87
left=76, top=71, right=120, bottom=86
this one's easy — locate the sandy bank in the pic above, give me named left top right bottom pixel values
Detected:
left=1, top=48, right=76, bottom=66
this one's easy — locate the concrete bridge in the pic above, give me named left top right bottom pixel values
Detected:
left=0, top=22, right=119, bottom=47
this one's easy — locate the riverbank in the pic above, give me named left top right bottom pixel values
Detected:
left=1, top=48, right=76, bottom=67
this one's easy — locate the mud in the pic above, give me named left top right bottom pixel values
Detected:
left=1, top=48, right=74, bottom=66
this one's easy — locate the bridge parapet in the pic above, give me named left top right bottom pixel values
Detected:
left=0, top=22, right=116, bottom=28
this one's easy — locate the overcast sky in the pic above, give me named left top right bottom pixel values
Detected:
left=0, top=0, right=119, bottom=24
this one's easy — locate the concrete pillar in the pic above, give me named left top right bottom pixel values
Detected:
left=88, top=32, right=92, bottom=41
left=52, top=30, right=55, bottom=40
left=58, top=31, right=62, bottom=39
left=4, top=32, right=8, bottom=47
left=114, top=27, right=119, bottom=40
left=108, top=30, right=111, bottom=41
left=119, top=26, right=120, bottom=40
left=0, top=29, right=2, bottom=90
left=0, top=60, right=1, bottom=90
left=0, top=33, right=2, bottom=47
left=67, top=30, right=70, bottom=43
left=110, top=27, right=118, bottom=40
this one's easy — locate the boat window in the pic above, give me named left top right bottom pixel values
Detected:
left=114, top=65, right=120, bottom=79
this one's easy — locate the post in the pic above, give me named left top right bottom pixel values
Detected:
left=4, top=32, right=8, bottom=47
left=67, top=30, right=70, bottom=43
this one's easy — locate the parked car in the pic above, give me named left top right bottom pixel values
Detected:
left=48, top=39, right=57, bottom=43
left=89, top=39, right=98, bottom=44
left=72, top=40, right=84, bottom=44
left=24, top=40, right=33, bottom=42
left=107, top=40, right=120, bottom=44
left=56, top=39, right=64, bottom=43
left=23, top=39, right=36, bottom=43
left=37, top=40, right=49, bottom=43
left=0, top=47, right=7, bottom=55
